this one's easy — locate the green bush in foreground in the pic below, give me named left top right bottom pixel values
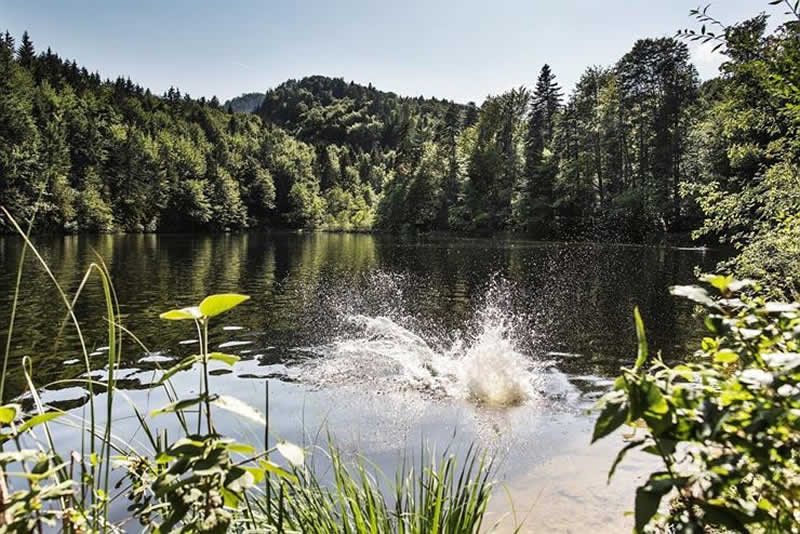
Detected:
left=594, top=275, right=800, bottom=533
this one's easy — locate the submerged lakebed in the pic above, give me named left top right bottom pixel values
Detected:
left=0, top=232, right=722, bottom=531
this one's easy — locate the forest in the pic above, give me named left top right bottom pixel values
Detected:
left=1, top=8, right=799, bottom=294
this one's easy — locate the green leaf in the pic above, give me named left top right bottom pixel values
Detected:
left=698, top=503, right=750, bottom=531
left=198, top=294, right=250, bottom=318
left=225, top=442, right=256, bottom=455
left=259, top=459, right=297, bottom=483
left=640, top=381, right=671, bottom=436
left=670, top=285, right=716, bottom=308
left=592, top=398, right=628, bottom=443
left=0, top=404, right=20, bottom=425
left=18, top=411, right=65, bottom=433
left=212, top=395, right=266, bottom=425
left=160, top=307, right=202, bottom=321
left=635, top=472, right=674, bottom=532
left=151, top=395, right=214, bottom=417
left=608, top=439, right=645, bottom=483
left=220, top=488, right=241, bottom=508
left=633, top=307, right=648, bottom=372
left=158, top=354, right=202, bottom=384
left=714, top=351, right=739, bottom=364
left=276, top=441, right=305, bottom=466
left=225, top=466, right=256, bottom=492
left=244, top=466, right=265, bottom=484
left=704, top=274, right=732, bottom=292
left=208, top=352, right=240, bottom=366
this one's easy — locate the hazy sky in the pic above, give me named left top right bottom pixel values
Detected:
left=0, top=1, right=787, bottom=104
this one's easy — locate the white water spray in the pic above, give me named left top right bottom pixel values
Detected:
left=299, top=302, right=543, bottom=407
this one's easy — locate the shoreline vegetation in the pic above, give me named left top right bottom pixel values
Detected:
left=1, top=1, right=799, bottom=532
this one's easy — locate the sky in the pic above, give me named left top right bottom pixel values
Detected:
left=0, top=1, right=789, bottom=104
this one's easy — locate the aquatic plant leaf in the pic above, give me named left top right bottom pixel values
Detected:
left=208, top=352, right=240, bottom=366
left=259, top=459, right=297, bottom=482
left=213, top=395, right=266, bottom=425
left=0, top=404, right=20, bottom=425
left=198, top=294, right=250, bottom=318
left=160, top=307, right=202, bottom=321
left=158, top=354, right=202, bottom=384
left=150, top=395, right=213, bottom=417
left=18, top=411, right=65, bottom=433
left=633, top=307, right=648, bottom=372
left=225, top=442, right=256, bottom=455
left=276, top=441, right=305, bottom=466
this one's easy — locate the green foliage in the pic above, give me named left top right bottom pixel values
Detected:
left=594, top=277, right=800, bottom=532
left=680, top=5, right=800, bottom=297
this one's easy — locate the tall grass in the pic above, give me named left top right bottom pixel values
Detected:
left=253, top=444, right=497, bottom=534
left=0, top=208, right=508, bottom=533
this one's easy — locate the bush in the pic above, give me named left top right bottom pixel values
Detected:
left=594, top=275, right=800, bottom=532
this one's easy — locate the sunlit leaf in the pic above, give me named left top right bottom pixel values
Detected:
left=158, top=354, right=202, bottom=384
left=198, top=294, right=250, bottom=318
left=213, top=395, right=266, bottom=426
left=208, top=352, right=240, bottom=366
left=276, top=441, right=305, bottom=466
left=633, top=307, right=648, bottom=372
left=714, top=351, right=739, bottom=364
left=150, top=395, right=213, bottom=417
left=160, top=307, right=202, bottom=321
left=0, top=404, right=20, bottom=425
left=225, top=466, right=256, bottom=492
left=670, top=285, right=716, bottom=307
left=18, top=412, right=65, bottom=434
left=244, top=466, right=265, bottom=484
left=225, top=442, right=256, bottom=455
left=259, top=459, right=297, bottom=482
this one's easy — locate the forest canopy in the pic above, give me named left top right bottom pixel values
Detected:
left=1, top=5, right=799, bottom=294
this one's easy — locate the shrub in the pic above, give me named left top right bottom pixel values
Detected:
left=594, top=275, right=800, bottom=532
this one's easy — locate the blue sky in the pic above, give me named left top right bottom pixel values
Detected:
left=0, top=1, right=787, bottom=104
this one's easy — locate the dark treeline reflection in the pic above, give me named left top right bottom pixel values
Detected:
left=0, top=233, right=722, bottom=400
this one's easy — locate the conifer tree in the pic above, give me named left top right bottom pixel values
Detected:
left=17, top=30, right=35, bottom=67
left=532, top=64, right=563, bottom=143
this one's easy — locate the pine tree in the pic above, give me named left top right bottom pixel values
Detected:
left=532, top=64, right=563, bottom=144
left=2, top=31, right=14, bottom=53
left=17, top=31, right=35, bottom=67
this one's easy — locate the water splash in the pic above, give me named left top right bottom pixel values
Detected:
left=298, top=277, right=556, bottom=407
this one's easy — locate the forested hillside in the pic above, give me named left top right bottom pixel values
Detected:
left=223, top=92, right=265, bottom=114
left=1, top=11, right=799, bottom=293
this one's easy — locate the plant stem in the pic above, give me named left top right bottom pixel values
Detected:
left=203, top=319, right=213, bottom=434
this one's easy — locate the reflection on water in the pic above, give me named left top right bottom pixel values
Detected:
left=0, top=232, right=722, bottom=530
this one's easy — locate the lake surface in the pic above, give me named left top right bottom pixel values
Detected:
left=0, top=232, right=722, bottom=531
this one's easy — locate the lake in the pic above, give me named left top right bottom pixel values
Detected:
left=0, top=232, right=722, bottom=531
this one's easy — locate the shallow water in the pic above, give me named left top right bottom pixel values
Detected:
left=0, top=232, right=722, bottom=530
